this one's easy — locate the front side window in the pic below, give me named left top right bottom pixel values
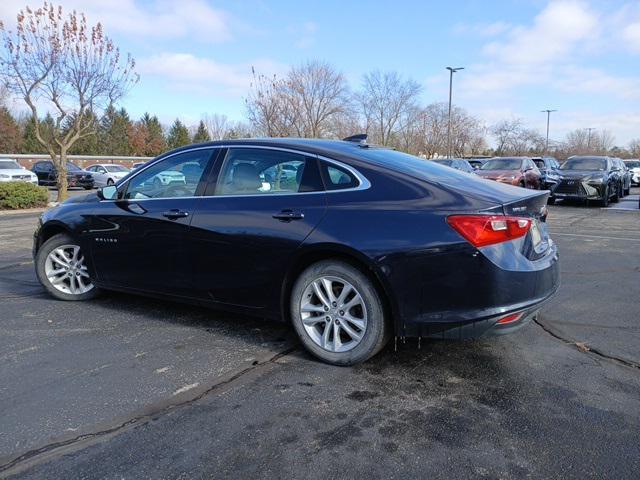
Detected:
left=216, top=148, right=322, bottom=196
left=124, top=149, right=213, bottom=199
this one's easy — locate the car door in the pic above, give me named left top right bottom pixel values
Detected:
left=87, top=147, right=218, bottom=297
left=188, top=146, right=327, bottom=312
left=33, top=162, right=52, bottom=184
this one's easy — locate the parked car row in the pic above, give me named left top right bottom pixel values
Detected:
left=550, top=156, right=633, bottom=206
left=432, top=154, right=636, bottom=207
left=625, top=159, right=640, bottom=186
left=0, top=159, right=39, bottom=184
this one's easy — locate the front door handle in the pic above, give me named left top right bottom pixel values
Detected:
left=162, top=209, right=189, bottom=220
left=272, top=209, right=305, bottom=221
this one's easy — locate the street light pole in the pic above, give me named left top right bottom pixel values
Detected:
left=446, top=66, right=464, bottom=158
left=586, top=127, right=596, bottom=152
left=541, top=109, right=557, bottom=154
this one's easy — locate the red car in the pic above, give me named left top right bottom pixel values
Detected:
left=476, top=157, right=541, bottom=189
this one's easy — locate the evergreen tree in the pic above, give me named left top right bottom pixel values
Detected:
left=0, top=107, right=22, bottom=153
left=98, top=105, right=132, bottom=155
left=67, top=111, right=100, bottom=155
left=167, top=119, right=190, bottom=149
left=141, top=113, right=167, bottom=156
left=192, top=120, right=210, bottom=143
left=21, top=116, right=46, bottom=154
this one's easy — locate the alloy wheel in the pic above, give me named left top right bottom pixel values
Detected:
left=44, top=244, right=94, bottom=295
left=299, top=276, right=368, bottom=353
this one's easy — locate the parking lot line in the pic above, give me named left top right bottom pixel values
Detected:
left=549, top=232, right=640, bottom=242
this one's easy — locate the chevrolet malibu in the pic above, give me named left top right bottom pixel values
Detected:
left=32, top=138, right=559, bottom=365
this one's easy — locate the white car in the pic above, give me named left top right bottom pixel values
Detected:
left=85, top=163, right=131, bottom=187
left=624, top=159, right=640, bottom=186
left=0, top=159, right=38, bottom=184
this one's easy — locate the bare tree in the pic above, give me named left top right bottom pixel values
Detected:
left=491, top=118, right=543, bottom=156
left=0, top=3, right=137, bottom=200
left=562, top=128, right=615, bottom=157
left=246, top=61, right=350, bottom=138
left=415, top=103, right=486, bottom=158
left=357, top=70, right=421, bottom=146
left=203, top=113, right=230, bottom=140
left=628, top=138, right=640, bottom=158
left=245, top=69, right=292, bottom=137
left=283, top=60, right=350, bottom=137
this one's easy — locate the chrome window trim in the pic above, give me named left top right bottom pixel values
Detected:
left=100, top=144, right=371, bottom=202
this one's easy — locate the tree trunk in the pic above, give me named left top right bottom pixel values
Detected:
left=55, top=150, right=69, bottom=202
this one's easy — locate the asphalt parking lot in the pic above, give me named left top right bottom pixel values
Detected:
left=1, top=190, right=639, bottom=479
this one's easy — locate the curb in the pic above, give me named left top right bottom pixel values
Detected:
left=0, top=203, right=57, bottom=217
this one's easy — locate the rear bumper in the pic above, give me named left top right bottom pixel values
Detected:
left=386, top=238, right=560, bottom=339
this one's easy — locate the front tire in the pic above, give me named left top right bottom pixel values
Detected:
left=601, top=185, right=610, bottom=207
left=35, top=233, right=99, bottom=301
left=290, top=260, right=389, bottom=366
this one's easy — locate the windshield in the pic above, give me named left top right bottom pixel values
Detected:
left=433, top=160, right=453, bottom=166
left=533, top=160, right=545, bottom=169
left=105, top=165, right=130, bottom=172
left=625, top=161, right=640, bottom=168
left=0, top=160, right=20, bottom=169
left=66, top=162, right=82, bottom=171
left=481, top=158, right=522, bottom=170
left=561, top=157, right=606, bottom=171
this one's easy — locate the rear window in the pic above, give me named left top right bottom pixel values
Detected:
left=625, top=161, right=640, bottom=168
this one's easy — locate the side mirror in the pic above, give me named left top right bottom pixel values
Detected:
left=98, top=185, right=118, bottom=200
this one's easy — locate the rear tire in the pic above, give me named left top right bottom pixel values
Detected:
left=611, top=184, right=620, bottom=203
left=290, top=260, right=389, bottom=366
left=107, top=178, right=114, bottom=186
left=547, top=197, right=556, bottom=205
left=35, top=233, right=100, bottom=301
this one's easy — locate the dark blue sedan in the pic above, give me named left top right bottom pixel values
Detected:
left=32, top=137, right=559, bottom=365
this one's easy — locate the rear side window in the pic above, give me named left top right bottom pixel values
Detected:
left=216, top=148, right=323, bottom=196
left=320, top=162, right=359, bottom=190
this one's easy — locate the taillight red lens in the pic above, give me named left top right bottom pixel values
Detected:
left=447, top=215, right=532, bottom=248
left=496, top=312, right=524, bottom=325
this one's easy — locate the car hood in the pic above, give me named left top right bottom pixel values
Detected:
left=62, top=192, right=100, bottom=205
left=0, top=169, right=36, bottom=176
left=476, top=169, right=521, bottom=178
left=557, top=170, right=605, bottom=180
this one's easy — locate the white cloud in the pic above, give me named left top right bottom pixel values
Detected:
left=137, top=53, right=285, bottom=96
left=0, top=0, right=231, bottom=42
left=623, top=22, right=640, bottom=53
left=458, top=0, right=640, bottom=101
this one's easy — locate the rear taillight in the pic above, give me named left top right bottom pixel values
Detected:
left=496, top=312, right=523, bottom=325
left=447, top=215, right=532, bottom=248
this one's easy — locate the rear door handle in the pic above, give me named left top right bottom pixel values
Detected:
left=162, top=209, right=189, bottom=220
left=272, top=209, right=305, bottom=221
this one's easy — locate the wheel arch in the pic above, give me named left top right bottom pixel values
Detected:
left=280, top=243, right=399, bottom=333
left=36, top=221, right=74, bottom=253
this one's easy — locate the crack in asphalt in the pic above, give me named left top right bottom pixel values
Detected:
left=0, top=261, right=33, bottom=271
left=0, top=346, right=297, bottom=476
left=534, top=318, right=640, bottom=371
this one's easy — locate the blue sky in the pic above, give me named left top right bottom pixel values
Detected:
left=2, top=0, right=640, bottom=145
